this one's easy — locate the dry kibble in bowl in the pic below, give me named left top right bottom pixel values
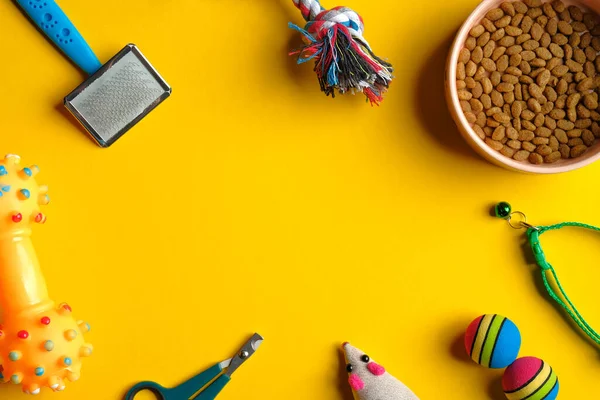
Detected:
left=456, top=0, right=600, bottom=164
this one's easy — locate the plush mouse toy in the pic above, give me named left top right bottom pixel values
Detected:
left=342, top=342, right=419, bottom=400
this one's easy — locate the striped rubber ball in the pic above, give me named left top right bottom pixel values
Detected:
left=464, top=314, right=521, bottom=368
left=502, top=357, right=559, bottom=400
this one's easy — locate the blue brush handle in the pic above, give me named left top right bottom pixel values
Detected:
left=15, top=0, right=102, bottom=75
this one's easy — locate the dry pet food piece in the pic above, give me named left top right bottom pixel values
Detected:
left=461, top=101, right=472, bottom=112
left=507, top=126, right=520, bottom=139
left=583, top=129, right=596, bottom=145
left=558, top=9, right=570, bottom=23
left=566, top=92, right=581, bottom=108
left=466, top=61, right=478, bottom=76
left=535, top=47, right=553, bottom=60
left=514, top=150, right=531, bottom=160
left=492, top=46, right=508, bottom=60
left=569, top=5, right=583, bottom=21
left=518, top=33, right=532, bottom=44
left=545, top=115, right=557, bottom=129
left=567, top=128, right=582, bottom=138
left=522, top=111, right=536, bottom=123
left=471, top=25, right=486, bottom=37
left=536, top=126, right=552, bottom=137
left=472, top=47, right=484, bottom=63
left=577, top=104, right=591, bottom=118
left=584, top=93, right=598, bottom=109
left=478, top=32, right=492, bottom=47
left=585, top=52, right=596, bottom=68
left=474, top=66, right=488, bottom=80
left=502, top=2, right=517, bottom=16
left=552, top=64, right=569, bottom=77
left=498, top=56, right=510, bottom=71
left=501, top=146, right=517, bottom=157
left=570, top=33, right=582, bottom=48
left=541, top=101, right=554, bottom=114
left=553, top=33, right=569, bottom=45
left=456, top=0, right=600, bottom=164
left=545, top=151, right=562, bottom=162
left=529, top=152, right=544, bottom=163
left=497, top=17, right=512, bottom=30
left=484, top=41, right=497, bottom=58
left=543, top=3, right=557, bottom=18
left=459, top=48, right=471, bottom=63
left=514, top=2, right=528, bottom=14
left=547, top=18, right=558, bottom=35
left=584, top=61, right=596, bottom=77
left=559, top=143, right=571, bottom=157
left=466, top=112, right=477, bottom=123
left=544, top=86, right=558, bottom=101
left=483, top=18, right=498, bottom=32
left=523, top=141, right=537, bottom=151
left=471, top=99, right=485, bottom=112
left=491, top=71, right=502, bottom=86
left=473, top=125, right=486, bottom=139
left=520, top=130, right=536, bottom=141
left=575, top=118, right=592, bottom=129
left=558, top=20, right=573, bottom=34
left=552, top=0, right=566, bottom=13
left=571, top=144, right=588, bottom=157
left=573, top=21, right=588, bottom=33
left=494, top=113, right=512, bottom=123
left=584, top=14, right=596, bottom=30
left=466, top=37, right=477, bottom=51
left=493, top=126, right=507, bottom=140
left=554, top=128, right=568, bottom=143
left=486, top=138, right=505, bottom=150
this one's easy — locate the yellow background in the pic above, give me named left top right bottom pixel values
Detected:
left=1, top=0, right=600, bottom=398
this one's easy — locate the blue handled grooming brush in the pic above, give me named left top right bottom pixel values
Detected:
left=15, top=0, right=171, bottom=147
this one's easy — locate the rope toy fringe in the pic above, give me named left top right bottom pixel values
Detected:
left=289, top=0, right=393, bottom=105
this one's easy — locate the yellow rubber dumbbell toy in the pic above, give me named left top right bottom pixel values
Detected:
left=0, top=154, right=92, bottom=394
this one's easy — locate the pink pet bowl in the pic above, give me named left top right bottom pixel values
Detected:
left=446, top=0, right=600, bottom=173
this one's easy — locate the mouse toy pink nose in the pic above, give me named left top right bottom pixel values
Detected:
left=348, top=373, right=364, bottom=391
left=367, top=362, right=386, bottom=376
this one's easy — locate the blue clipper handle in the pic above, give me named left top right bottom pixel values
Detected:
left=15, top=0, right=102, bottom=75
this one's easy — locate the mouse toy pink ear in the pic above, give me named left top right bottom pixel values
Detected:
left=288, top=0, right=393, bottom=105
left=342, top=342, right=420, bottom=400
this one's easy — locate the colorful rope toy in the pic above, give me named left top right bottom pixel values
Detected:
left=495, top=201, right=600, bottom=350
left=289, top=0, right=393, bottom=104
left=0, top=155, right=92, bottom=394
